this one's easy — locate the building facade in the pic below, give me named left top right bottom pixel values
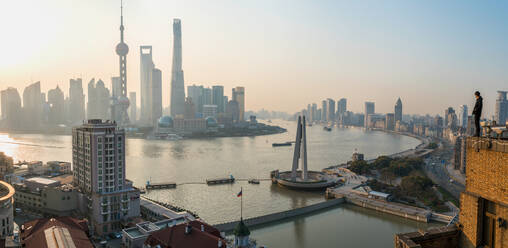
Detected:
left=364, top=102, right=375, bottom=128
left=495, top=91, right=508, bottom=125
left=232, top=87, right=245, bottom=121
left=69, top=78, right=86, bottom=124
left=0, top=181, right=14, bottom=238
left=72, top=120, right=140, bottom=235
left=87, top=79, right=110, bottom=121
left=395, top=98, right=402, bottom=123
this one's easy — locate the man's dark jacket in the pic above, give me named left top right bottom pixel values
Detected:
left=473, top=96, right=483, bottom=118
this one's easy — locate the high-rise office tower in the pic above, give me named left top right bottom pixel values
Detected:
left=87, top=79, right=110, bottom=121
left=72, top=120, right=140, bottom=235
left=385, top=113, right=395, bottom=131
left=170, top=19, right=185, bottom=117
left=187, top=85, right=204, bottom=114
left=459, top=105, right=468, bottom=127
left=444, top=107, right=455, bottom=127
left=203, top=87, right=212, bottom=106
left=68, top=79, right=85, bottom=124
left=212, top=86, right=224, bottom=113
left=327, top=98, right=335, bottom=122
left=232, top=87, right=245, bottom=121
left=151, top=68, right=163, bottom=124
left=321, top=100, right=327, bottom=122
left=129, top=92, right=136, bottom=122
left=23, top=81, right=44, bottom=128
left=1, top=87, right=22, bottom=129
left=337, top=98, right=347, bottom=115
left=394, top=98, right=402, bottom=123
left=495, top=91, right=508, bottom=125
left=226, top=100, right=240, bottom=122
left=111, top=77, right=122, bottom=100
left=364, top=102, right=375, bottom=128
left=139, top=46, right=154, bottom=124
left=111, top=1, right=130, bottom=125
left=47, top=86, right=65, bottom=125
left=311, top=103, right=318, bottom=121
left=184, top=97, right=196, bottom=119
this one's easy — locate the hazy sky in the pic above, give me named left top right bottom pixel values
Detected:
left=1, top=0, right=507, bottom=117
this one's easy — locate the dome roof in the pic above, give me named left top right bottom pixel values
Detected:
left=233, top=219, right=250, bottom=237
left=158, top=116, right=174, bottom=128
left=205, top=117, right=218, bottom=127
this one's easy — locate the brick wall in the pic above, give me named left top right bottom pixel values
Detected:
left=465, top=138, right=508, bottom=203
left=459, top=137, right=508, bottom=248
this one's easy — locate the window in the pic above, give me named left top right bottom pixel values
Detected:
left=480, top=198, right=496, bottom=248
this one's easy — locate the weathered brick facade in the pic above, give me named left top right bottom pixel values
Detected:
left=458, top=137, right=508, bottom=248
left=396, top=137, right=508, bottom=248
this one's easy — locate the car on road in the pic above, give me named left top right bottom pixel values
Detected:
left=109, top=232, right=122, bottom=239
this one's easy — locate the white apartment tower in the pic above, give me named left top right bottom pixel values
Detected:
left=72, top=120, right=140, bottom=235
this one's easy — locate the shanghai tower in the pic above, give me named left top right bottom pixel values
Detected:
left=170, top=19, right=185, bottom=117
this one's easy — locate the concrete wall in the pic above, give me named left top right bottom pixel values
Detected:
left=345, top=197, right=430, bottom=223
left=214, top=198, right=344, bottom=232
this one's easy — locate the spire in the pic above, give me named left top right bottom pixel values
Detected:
left=120, top=0, right=124, bottom=42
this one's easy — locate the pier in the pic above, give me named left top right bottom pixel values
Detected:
left=206, top=177, right=235, bottom=185
left=146, top=182, right=176, bottom=190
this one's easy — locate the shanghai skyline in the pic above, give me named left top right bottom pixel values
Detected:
left=1, top=0, right=508, bottom=116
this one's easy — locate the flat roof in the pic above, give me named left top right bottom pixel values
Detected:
left=369, top=191, right=391, bottom=198
left=26, top=177, right=59, bottom=185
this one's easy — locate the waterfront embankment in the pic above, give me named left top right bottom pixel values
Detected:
left=214, top=198, right=344, bottom=232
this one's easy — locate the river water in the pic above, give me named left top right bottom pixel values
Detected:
left=0, top=120, right=437, bottom=247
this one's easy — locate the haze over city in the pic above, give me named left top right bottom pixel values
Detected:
left=1, top=0, right=507, bottom=116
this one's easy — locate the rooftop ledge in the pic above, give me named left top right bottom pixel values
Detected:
left=467, top=136, right=508, bottom=153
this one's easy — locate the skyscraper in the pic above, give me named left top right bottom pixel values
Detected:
left=444, top=107, right=455, bottom=127
left=129, top=92, right=136, bottom=122
left=87, top=79, right=110, bottom=121
left=337, top=98, right=347, bottom=115
left=327, top=98, right=335, bottom=122
left=459, top=105, right=468, bottom=127
left=311, top=103, right=318, bottom=122
left=68, top=78, right=85, bottom=124
left=187, top=84, right=204, bottom=115
left=495, top=91, right=508, bottom=125
left=72, top=119, right=140, bottom=235
left=212, top=86, right=225, bottom=113
left=151, top=68, right=163, bottom=124
left=321, top=100, right=327, bottom=122
left=394, top=98, right=402, bottom=123
left=203, top=87, right=212, bottom=105
left=23, top=81, right=44, bottom=128
left=232, top=87, right=245, bottom=121
left=385, top=113, right=395, bottom=131
left=111, top=1, right=130, bottom=125
left=184, top=97, right=196, bottom=119
left=139, top=46, right=154, bottom=125
left=0, top=87, right=22, bottom=129
left=170, top=19, right=185, bottom=117
left=364, top=102, right=375, bottom=128
left=47, top=86, right=65, bottom=125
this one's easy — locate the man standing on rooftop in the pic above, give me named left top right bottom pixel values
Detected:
left=472, top=91, right=483, bottom=137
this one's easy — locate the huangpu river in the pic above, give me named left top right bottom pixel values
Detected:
left=0, top=120, right=438, bottom=247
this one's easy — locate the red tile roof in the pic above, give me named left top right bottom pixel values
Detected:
left=144, top=220, right=226, bottom=248
left=20, top=216, right=93, bottom=248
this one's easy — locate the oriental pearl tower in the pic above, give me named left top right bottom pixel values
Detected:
left=111, top=0, right=130, bottom=125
